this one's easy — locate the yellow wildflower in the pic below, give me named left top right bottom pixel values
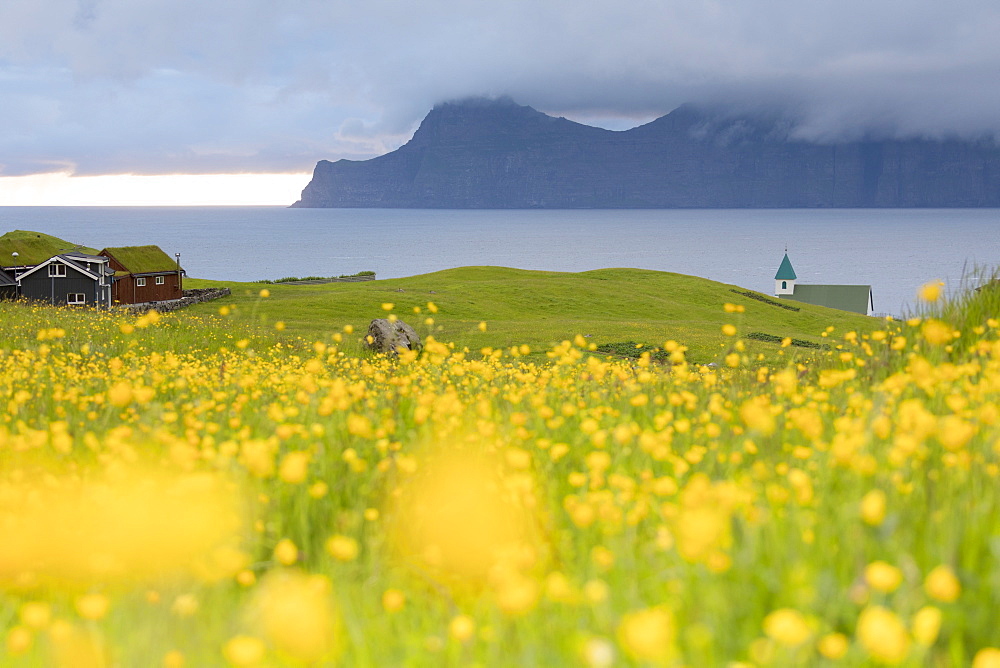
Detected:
left=857, top=606, right=910, bottom=665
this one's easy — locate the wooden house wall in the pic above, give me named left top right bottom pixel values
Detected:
left=112, top=272, right=182, bottom=304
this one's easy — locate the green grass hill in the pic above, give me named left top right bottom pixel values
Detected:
left=186, top=266, right=879, bottom=363
left=0, top=230, right=98, bottom=267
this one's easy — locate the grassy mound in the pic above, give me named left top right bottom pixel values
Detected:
left=0, top=230, right=97, bottom=267
left=186, top=266, right=877, bottom=363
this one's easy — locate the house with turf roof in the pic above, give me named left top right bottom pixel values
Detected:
left=0, top=230, right=113, bottom=306
left=14, top=251, right=114, bottom=307
left=100, top=245, right=183, bottom=305
left=773, top=252, right=873, bottom=315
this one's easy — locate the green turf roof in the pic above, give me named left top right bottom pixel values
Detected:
left=0, top=230, right=97, bottom=268
left=103, top=245, right=179, bottom=273
left=774, top=253, right=797, bottom=280
left=783, top=284, right=872, bottom=315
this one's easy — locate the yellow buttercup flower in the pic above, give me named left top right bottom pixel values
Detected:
left=918, top=281, right=943, bottom=302
left=449, top=615, right=476, bottom=642
left=273, top=539, right=299, bottom=566
left=865, top=561, right=903, bottom=593
left=325, top=535, right=360, bottom=562
left=222, top=635, right=266, bottom=666
left=763, top=608, right=812, bottom=646
left=382, top=589, right=406, bottom=613
left=973, top=648, right=1000, bottom=668
left=860, top=489, right=887, bottom=526
left=924, top=565, right=961, bottom=602
left=857, top=606, right=910, bottom=665
left=817, top=633, right=849, bottom=659
left=617, top=606, right=675, bottom=663
left=912, top=606, right=942, bottom=646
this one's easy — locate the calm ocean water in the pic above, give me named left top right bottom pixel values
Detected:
left=2, top=206, right=999, bottom=316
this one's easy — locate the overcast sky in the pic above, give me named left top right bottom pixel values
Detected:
left=2, top=0, right=1000, bottom=177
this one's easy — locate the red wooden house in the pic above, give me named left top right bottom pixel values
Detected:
left=100, top=245, right=183, bottom=305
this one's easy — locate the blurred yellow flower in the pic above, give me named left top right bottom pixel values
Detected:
left=325, top=535, right=359, bottom=562
left=865, top=561, right=903, bottom=593
left=919, top=281, right=943, bottom=302
left=921, top=319, right=953, bottom=345
left=222, top=635, right=266, bottom=666
left=449, top=615, right=476, bottom=642
left=273, top=539, right=299, bottom=566
left=248, top=571, right=337, bottom=663
left=860, top=489, right=887, bottom=526
left=857, top=606, right=910, bottom=665
left=20, top=602, right=51, bottom=629
left=74, top=593, right=110, bottom=620
left=817, top=632, right=849, bottom=659
left=6, top=626, right=33, bottom=655
left=912, top=606, right=942, bottom=646
left=974, top=648, right=1000, bottom=668
left=762, top=608, right=812, bottom=646
left=382, top=589, right=406, bottom=613
left=277, top=451, right=310, bottom=484
left=617, top=606, right=676, bottom=663
left=924, top=565, right=961, bottom=602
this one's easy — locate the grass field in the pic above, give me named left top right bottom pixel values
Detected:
left=185, top=266, right=877, bottom=364
left=2, top=266, right=999, bottom=666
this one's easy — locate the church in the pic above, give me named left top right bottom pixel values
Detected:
left=774, top=253, right=873, bottom=315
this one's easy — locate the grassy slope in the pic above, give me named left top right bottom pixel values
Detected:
left=186, top=266, right=878, bottom=363
left=0, top=230, right=98, bottom=267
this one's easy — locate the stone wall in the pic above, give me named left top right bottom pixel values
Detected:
left=118, top=287, right=231, bottom=314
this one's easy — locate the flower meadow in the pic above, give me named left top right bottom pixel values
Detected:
left=2, top=284, right=1000, bottom=667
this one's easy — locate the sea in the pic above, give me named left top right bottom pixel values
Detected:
left=2, top=206, right=999, bottom=318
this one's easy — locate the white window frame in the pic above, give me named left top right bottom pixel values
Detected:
left=136, top=277, right=146, bottom=287
left=155, top=276, right=165, bottom=285
left=49, top=263, right=67, bottom=277
left=67, top=293, right=86, bottom=305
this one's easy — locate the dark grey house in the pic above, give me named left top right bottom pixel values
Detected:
left=0, top=268, right=16, bottom=300
left=15, top=252, right=114, bottom=307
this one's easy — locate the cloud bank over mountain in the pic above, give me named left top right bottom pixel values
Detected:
left=2, top=0, right=999, bottom=176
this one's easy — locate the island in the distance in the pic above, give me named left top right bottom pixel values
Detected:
left=292, top=96, right=1000, bottom=208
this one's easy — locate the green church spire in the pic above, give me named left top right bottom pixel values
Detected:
left=775, top=253, right=797, bottom=280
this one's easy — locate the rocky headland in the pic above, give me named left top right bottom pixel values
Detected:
left=293, top=97, right=1000, bottom=208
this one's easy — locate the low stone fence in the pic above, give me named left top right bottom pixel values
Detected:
left=118, top=287, right=231, bottom=314
left=270, top=275, right=376, bottom=285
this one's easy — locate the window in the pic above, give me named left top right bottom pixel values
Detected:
left=67, top=293, right=86, bottom=305
left=137, top=277, right=146, bottom=287
left=781, top=281, right=787, bottom=290
left=155, top=276, right=165, bottom=285
left=49, top=263, right=67, bottom=277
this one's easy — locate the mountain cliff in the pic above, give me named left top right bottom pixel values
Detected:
left=292, top=97, right=1000, bottom=208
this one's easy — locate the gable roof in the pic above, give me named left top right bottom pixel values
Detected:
left=16, top=254, right=105, bottom=282
left=0, top=230, right=98, bottom=268
left=101, top=245, right=178, bottom=274
left=785, top=284, right=872, bottom=315
left=0, top=270, right=15, bottom=287
left=774, top=253, right=797, bottom=280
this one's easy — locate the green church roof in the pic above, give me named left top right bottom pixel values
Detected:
left=782, top=284, right=872, bottom=315
left=774, top=253, right=797, bottom=280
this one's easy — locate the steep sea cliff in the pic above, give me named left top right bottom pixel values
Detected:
left=293, top=97, right=1000, bottom=209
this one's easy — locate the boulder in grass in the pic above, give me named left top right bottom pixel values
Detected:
left=366, top=318, right=421, bottom=354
